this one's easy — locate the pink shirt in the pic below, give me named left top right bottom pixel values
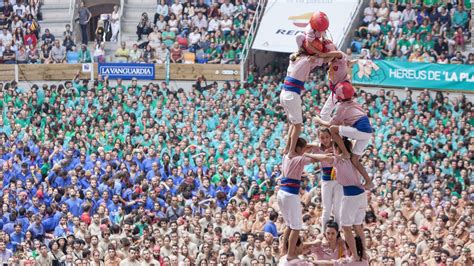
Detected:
left=282, top=155, right=312, bottom=180
left=311, top=146, right=334, bottom=168
left=333, top=157, right=363, bottom=188
left=328, top=53, right=350, bottom=84
left=287, top=55, right=323, bottom=82
left=329, top=100, right=366, bottom=127
left=312, top=241, right=348, bottom=261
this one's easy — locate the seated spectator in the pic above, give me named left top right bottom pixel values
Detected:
left=168, top=13, right=179, bottom=33
left=195, top=48, right=207, bottom=64
left=450, top=51, right=465, bottom=64
left=23, top=28, right=37, bottom=47
left=400, top=3, right=416, bottom=25
left=363, top=1, right=377, bottom=25
left=220, top=0, right=235, bottom=17
left=3, top=44, right=16, bottom=63
left=93, top=42, right=105, bottom=63
left=221, top=44, right=235, bottom=64
left=27, top=43, right=39, bottom=63
left=41, top=28, right=55, bottom=46
left=154, top=0, right=169, bottom=25
left=453, top=27, right=465, bottom=51
left=192, top=12, right=207, bottom=31
left=12, top=27, right=23, bottom=46
left=183, top=2, right=195, bottom=17
left=129, top=43, right=142, bottom=63
left=188, top=27, right=201, bottom=52
left=368, top=20, right=381, bottom=36
left=78, top=44, right=92, bottom=63
left=208, top=2, right=220, bottom=18
left=50, top=40, right=66, bottom=64
left=141, top=44, right=155, bottom=63
left=220, top=15, right=233, bottom=36
left=155, top=43, right=168, bottom=64
left=63, top=24, right=74, bottom=39
left=155, top=14, right=167, bottom=31
left=170, top=42, right=183, bottom=63
left=207, top=16, right=220, bottom=33
left=452, top=5, right=468, bottom=29
left=376, top=1, right=389, bottom=23
left=0, top=27, right=13, bottom=44
left=436, top=53, right=448, bottom=64
left=162, top=25, right=176, bottom=48
left=388, top=5, right=401, bottom=30
left=67, top=45, right=79, bottom=63
left=114, top=41, right=129, bottom=63
left=170, top=0, right=183, bottom=17
left=39, top=43, right=51, bottom=64
left=137, top=12, right=152, bottom=41
left=467, top=53, right=474, bottom=65
left=63, top=35, right=75, bottom=51
left=16, top=45, right=27, bottom=63
left=148, top=26, right=162, bottom=50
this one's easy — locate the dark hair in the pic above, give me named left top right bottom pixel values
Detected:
left=335, top=137, right=353, bottom=154
left=295, top=137, right=307, bottom=152
left=269, top=211, right=278, bottom=222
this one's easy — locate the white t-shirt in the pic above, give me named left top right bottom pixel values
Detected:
left=170, top=3, right=183, bottom=16
left=188, top=32, right=201, bottom=44
left=220, top=3, right=235, bottom=17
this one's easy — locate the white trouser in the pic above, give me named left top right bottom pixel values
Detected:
left=320, top=93, right=337, bottom=122
left=321, top=180, right=343, bottom=231
left=111, top=21, right=120, bottom=42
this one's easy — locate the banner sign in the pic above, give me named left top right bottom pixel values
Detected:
left=252, top=0, right=359, bottom=53
left=352, top=60, right=474, bottom=91
left=98, top=63, right=155, bottom=80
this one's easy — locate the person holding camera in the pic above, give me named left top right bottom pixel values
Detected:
left=137, top=12, right=152, bottom=42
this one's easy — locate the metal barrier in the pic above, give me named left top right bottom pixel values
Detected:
left=240, top=0, right=267, bottom=82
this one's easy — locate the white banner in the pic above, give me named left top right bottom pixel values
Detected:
left=252, top=0, right=359, bottom=53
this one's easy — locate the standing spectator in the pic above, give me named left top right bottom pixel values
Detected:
left=50, top=40, right=66, bottom=63
left=77, top=1, right=92, bottom=45
left=35, top=244, right=53, bottom=265
left=0, top=240, right=13, bottom=264
left=154, top=0, right=169, bottom=25
left=263, top=211, right=278, bottom=238
left=110, top=5, right=120, bottom=42
left=114, top=41, right=129, bottom=62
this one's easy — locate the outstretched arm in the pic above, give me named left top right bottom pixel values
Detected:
left=314, top=115, right=331, bottom=127
left=304, top=153, right=334, bottom=163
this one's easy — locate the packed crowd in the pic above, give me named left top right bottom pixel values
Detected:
left=128, top=0, right=258, bottom=64
left=0, top=66, right=472, bottom=265
left=350, top=0, right=472, bottom=64
left=0, top=0, right=43, bottom=64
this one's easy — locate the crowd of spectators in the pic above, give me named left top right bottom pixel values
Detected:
left=351, top=0, right=473, bottom=64
left=0, top=0, right=43, bottom=64
left=120, top=0, right=259, bottom=64
left=0, top=66, right=472, bottom=265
